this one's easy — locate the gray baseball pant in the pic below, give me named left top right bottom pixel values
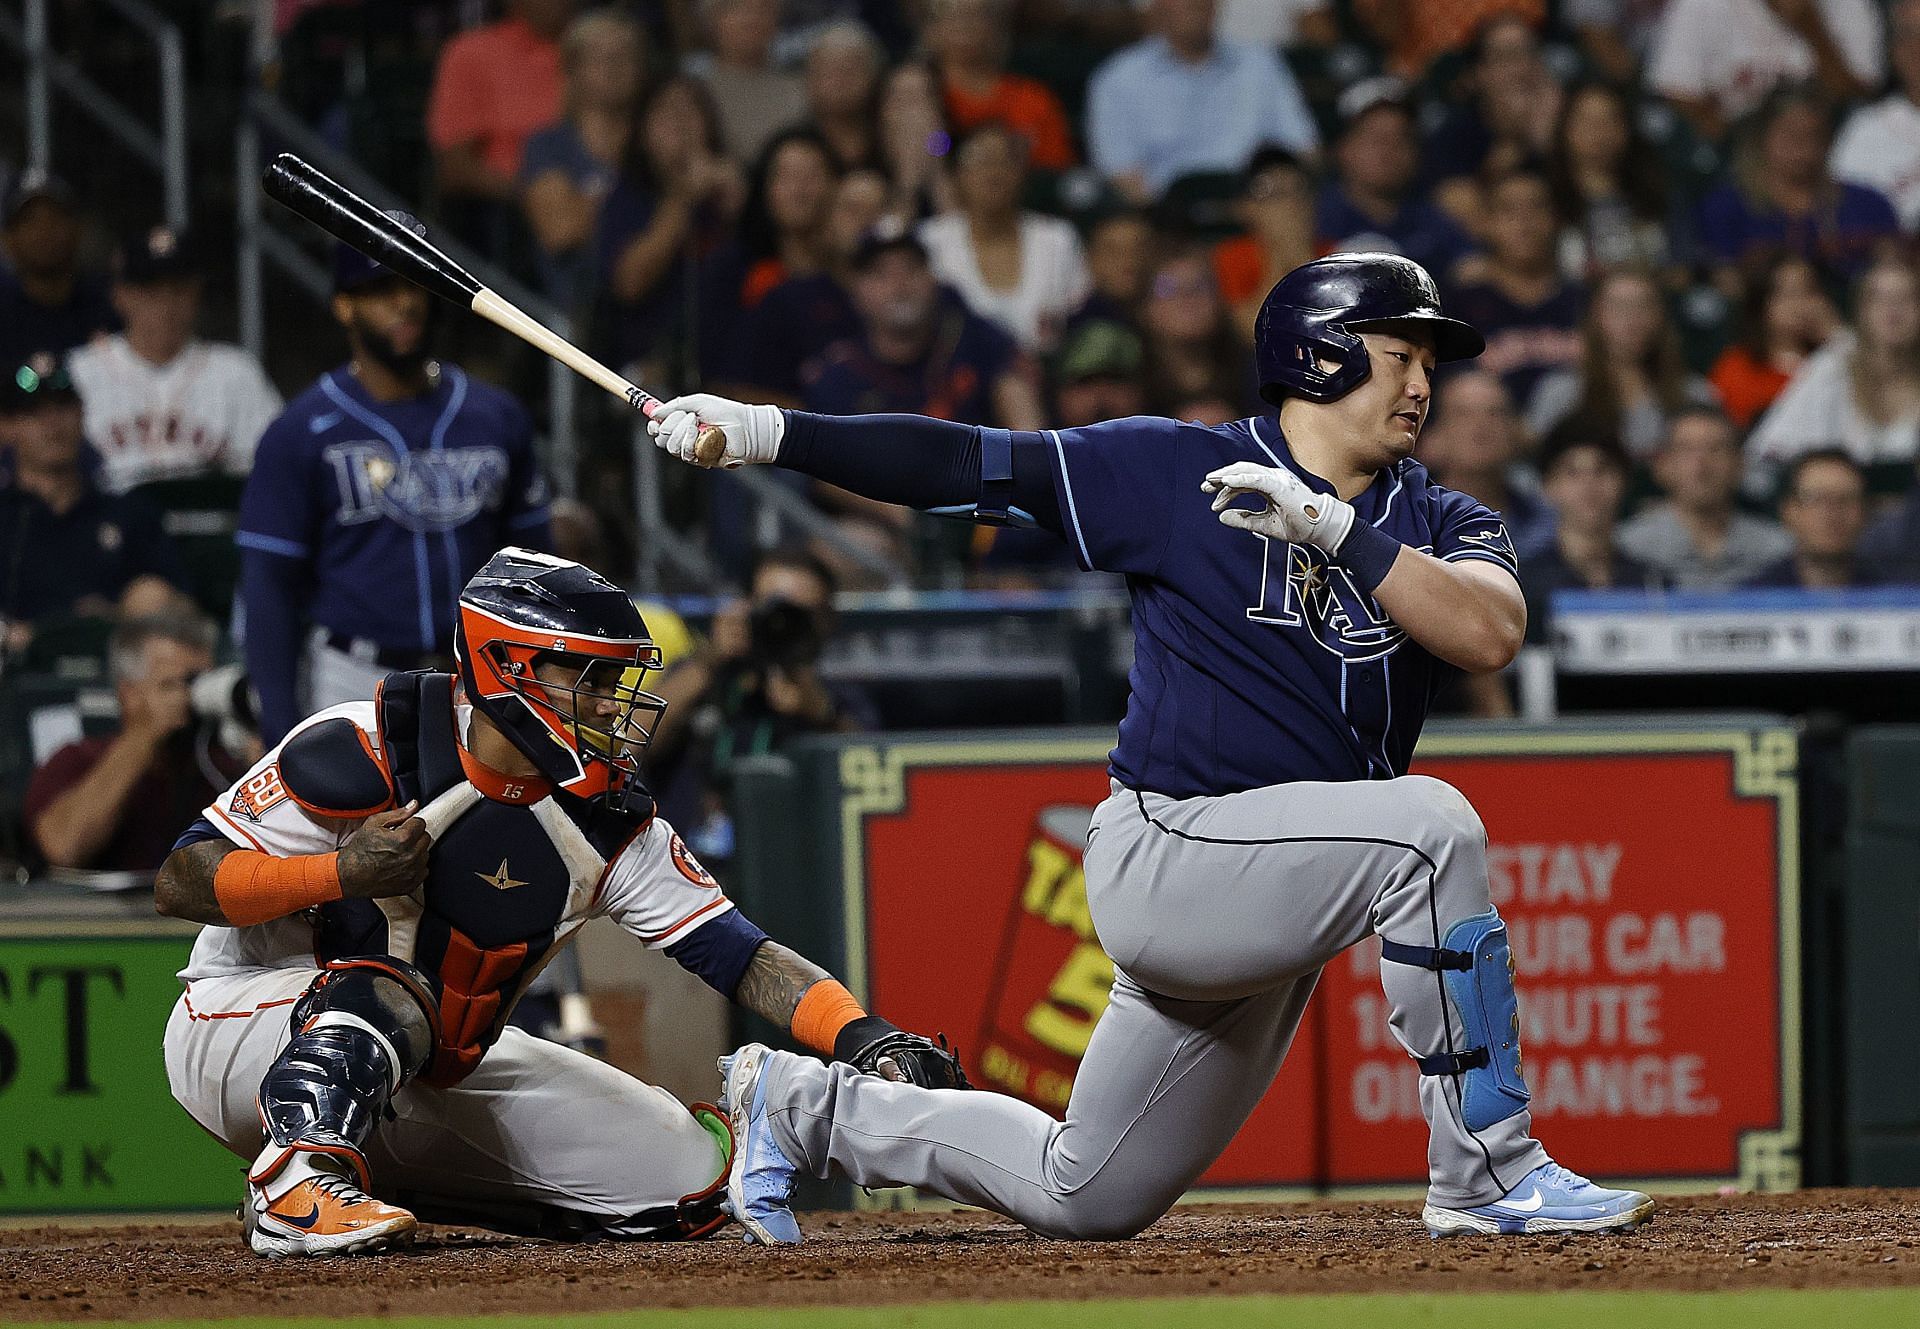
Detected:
left=761, top=774, right=1551, bottom=1239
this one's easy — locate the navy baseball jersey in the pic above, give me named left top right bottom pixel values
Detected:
left=1042, top=414, right=1517, bottom=797
left=239, top=365, right=551, bottom=648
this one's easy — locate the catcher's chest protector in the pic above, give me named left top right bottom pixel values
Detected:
left=314, top=671, right=653, bottom=1086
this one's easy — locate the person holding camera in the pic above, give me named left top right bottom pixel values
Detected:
left=25, top=611, right=261, bottom=874
left=649, top=546, right=874, bottom=860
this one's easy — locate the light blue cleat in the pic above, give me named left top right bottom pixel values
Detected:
left=717, top=1043, right=803, bottom=1246
left=1423, top=1162, right=1653, bottom=1237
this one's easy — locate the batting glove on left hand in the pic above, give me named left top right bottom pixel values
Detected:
left=1202, top=462, right=1356, bottom=554
left=649, top=393, right=785, bottom=468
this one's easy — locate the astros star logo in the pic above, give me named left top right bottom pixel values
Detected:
left=476, top=859, right=528, bottom=891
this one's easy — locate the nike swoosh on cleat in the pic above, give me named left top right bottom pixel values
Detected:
left=1501, top=1190, right=1544, bottom=1213
left=277, top=1205, right=322, bottom=1229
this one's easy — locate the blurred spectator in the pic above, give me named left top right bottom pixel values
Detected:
left=1138, top=246, right=1259, bottom=417
left=1315, top=82, right=1476, bottom=282
left=1697, top=87, right=1900, bottom=286
left=1074, top=207, right=1156, bottom=325
left=1709, top=252, right=1841, bottom=428
left=0, top=354, right=186, bottom=656
left=0, top=170, right=117, bottom=370
left=1743, top=448, right=1879, bottom=587
left=1650, top=0, right=1882, bottom=142
left=1423, top=15, right=1564, bottom=226
left=1830, top=0, right=1920, bottom=232
left=876, top=62, right=959, bottom=223
left=1418, top=368, right=1556, bottom=556
left=1748, top=255, right=1920, bottom=499
left=688, top=0, right=808, bottom=166
left=238, top=242, right=553, bottom=743
left=1526, top=268, right=1720, bottom=461
left=1622, top=406, right=1793, bottom=587
left=1547, top=80, right=1678, bottom=282
left=1010, top=0, right=1142, bottom=47
left=1213, top=148, right=1317, bottom=338
left=597, top=73, right=746, bottom=383
left=800, top=20, right=886, bottom=172
left=1751, top=253, right=1920, bottom=499
left=1859, top=455, right=1920, bottom=582
left=1449, top=169, right=1585, bottom=408
left=921, top=124, right=1092, bottom=354
left=68, top=227, right=283, bottom=494
left=804, top=224, right=1043, bottom=428
left=520, top=8, right=644, bottom=314
left=1086, top=0, right=1318, bottom=203
left=427, top=0, right=573, bottom=211
left=649, top=544, right=873, bottom=861
left=976, top=320, right=1146, bottom=584
left=726, top=167, right=881, bottom=403
left=1217, top=0, right=1335, bottom=49
left=1521, top=422, right=1660, bottom=642
left=738, top=129, right=842, bottom=308
left=1352, top=0, right=1545, bottom=82
left=24, top=612, right=251, bottom=874
left=927, top=0, right=1076, bottom=172
left=1563, top=0, right=1671, bottom=83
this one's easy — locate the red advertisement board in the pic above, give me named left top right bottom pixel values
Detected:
left=850, top=729, right=1799, bottom=1195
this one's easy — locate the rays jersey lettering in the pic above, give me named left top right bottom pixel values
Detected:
left=324, top=441, right=512, bottom=532
left=1038, top=414, right=1519, bottom=797
left=1248, top=538, right=1409, bottom=662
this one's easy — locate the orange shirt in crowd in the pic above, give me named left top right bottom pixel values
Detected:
left=1353, top=0, right=1546, bottom=79
left=1212, top=235, right=1268, bottom=309
left=427, top=17, right=565, bottom=181
left=1709, top=345, right=1794, bottom=430
left=944, top=75, right=1077, bottom=173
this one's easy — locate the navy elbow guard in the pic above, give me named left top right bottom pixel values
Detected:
left=927, top=427, right=1039, bottom=528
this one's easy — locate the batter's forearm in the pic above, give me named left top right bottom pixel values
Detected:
left=154, top=839, right=240, bottom=925
left=1371, top=552, right=1526, bottom=674
left=735, top=940, right=834, bottom=1030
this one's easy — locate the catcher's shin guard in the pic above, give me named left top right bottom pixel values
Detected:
left=252, top=958, right=439, bottom=1195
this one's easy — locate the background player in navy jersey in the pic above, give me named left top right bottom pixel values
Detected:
left=648, top=252, right=1655, bottom=1243
left=237, top=216, right=554, bottom=746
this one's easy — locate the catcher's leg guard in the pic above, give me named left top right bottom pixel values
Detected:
left=245, top=958, right=438, bottom=1255
left=1382, top=908, right=1531, bottom=1133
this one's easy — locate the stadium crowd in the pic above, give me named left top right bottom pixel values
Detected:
left=2, top=0, right=1920, bottom=877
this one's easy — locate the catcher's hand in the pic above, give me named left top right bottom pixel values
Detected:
left=838, top=1018, right=972, bottom=1090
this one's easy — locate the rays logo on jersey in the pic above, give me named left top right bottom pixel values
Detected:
left=1246, top=537, right=1408, bottom=662
left=323, top=442, right=511, bottom=533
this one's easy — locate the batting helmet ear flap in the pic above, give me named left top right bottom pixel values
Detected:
left=1258, top=310, right=1372, bottom=406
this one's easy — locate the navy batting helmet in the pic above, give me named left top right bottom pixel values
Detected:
left=1254, top=252, right=1483, bottom=407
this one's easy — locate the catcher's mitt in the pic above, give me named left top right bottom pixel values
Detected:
left=835, top=1017, right=973, bottom=1090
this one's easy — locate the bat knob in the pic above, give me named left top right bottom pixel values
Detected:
left=692, top=423, right=734, bottom=469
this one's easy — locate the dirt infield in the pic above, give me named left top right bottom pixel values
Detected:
left=6, top=1190, right=1919, bottom=1322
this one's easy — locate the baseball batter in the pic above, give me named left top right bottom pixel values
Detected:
left=157, top=548, right=964, bottom=1256
left=650, top=253, right=1655, bottom=1242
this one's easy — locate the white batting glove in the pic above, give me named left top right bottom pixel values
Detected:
left=647, top=393, right=785, bottom=468
left=1202, top=462, right=1356, bottom=553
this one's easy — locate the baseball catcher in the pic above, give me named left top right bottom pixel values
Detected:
left=156, top=547, right=958, bottom=1256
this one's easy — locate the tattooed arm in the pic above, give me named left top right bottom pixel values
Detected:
left=733, top=940, right=834, bottom=1030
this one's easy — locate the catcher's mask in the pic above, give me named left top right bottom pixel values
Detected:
left=454, top=547, right=666, bottom=800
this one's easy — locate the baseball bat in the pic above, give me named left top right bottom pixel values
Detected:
left=260, top=152, right=732, bottom=467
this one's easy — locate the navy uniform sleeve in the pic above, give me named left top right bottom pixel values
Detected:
left=236, top=409, right=320, bottom=744
left=1430, top=484, right=1520, bottom=577
left=1037, top=415, right=1181, bottom=576
left=499, top=396, right=553, bottom=550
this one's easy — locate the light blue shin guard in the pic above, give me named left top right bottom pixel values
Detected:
left=1381, top=907, right=1531, bottom=1132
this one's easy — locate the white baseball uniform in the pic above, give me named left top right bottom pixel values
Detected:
left=68, top=335, right=283, bottom=493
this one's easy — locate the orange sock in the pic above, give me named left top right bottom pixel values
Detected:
left=214, top=850, right=343, bottom=926
left=791, top=979, right=867, bottom=1057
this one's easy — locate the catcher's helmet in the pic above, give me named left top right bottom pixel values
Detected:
left=1254, top=252, right=1484, bottom=407
left=454, top=547, right=666, bottom=800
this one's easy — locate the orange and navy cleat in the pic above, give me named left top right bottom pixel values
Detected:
left=244, top=1151, right=417, bottom=1258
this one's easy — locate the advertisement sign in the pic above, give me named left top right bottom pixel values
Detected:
left=0, top=936, right=238, bottom=1213
left=845, top=727, right=1799, bottom=1199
